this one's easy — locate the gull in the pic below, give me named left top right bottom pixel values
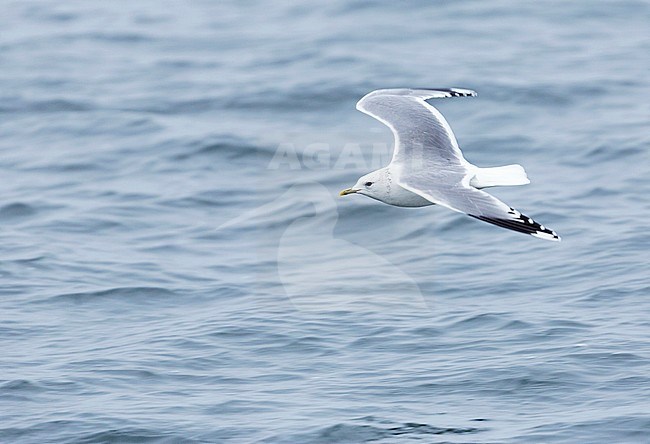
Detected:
left=339, top=88, right=560, bottom=241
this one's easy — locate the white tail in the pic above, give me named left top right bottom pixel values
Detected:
left=470, top=164, right=530, bottom=188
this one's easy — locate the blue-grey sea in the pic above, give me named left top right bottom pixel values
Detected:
left=1, top=1, right=649, bottom=443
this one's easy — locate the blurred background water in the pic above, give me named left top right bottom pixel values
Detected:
left=1, top=0, right=649, bottom=442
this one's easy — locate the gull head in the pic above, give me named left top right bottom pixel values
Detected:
left=339, top=168, right=391, bottom=203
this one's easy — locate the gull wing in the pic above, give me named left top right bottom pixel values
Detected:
left=398, top=175, right=560, bottom=241
left=356, top=88, right=476, bottom=172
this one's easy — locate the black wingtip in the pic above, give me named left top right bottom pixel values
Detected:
left=416, top=88, right=477, bottom=97
left=446, top=88, right=477, bottom=97
left=470, top=209, right=560, bottom=241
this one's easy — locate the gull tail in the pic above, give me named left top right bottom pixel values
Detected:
left=470, top=164, right=530, bottom=189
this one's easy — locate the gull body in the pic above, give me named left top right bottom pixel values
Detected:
left=340, top=88, right=560, bottom=241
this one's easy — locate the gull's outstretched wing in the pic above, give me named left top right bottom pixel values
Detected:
left=356, top=88, right=476, bottom=172
left=398, top=175, right=560, bottom=241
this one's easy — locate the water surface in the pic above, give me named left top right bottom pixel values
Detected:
left=1, top=1, right=649, bottom=442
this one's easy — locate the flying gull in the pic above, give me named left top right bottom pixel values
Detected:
left=339, top=88, right=560, bottom=241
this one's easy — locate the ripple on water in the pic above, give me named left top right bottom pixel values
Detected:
left=0, top=203, right=37, bottom=220
left=42, top=287, right=179, bottom=307
left=0, top=98, right=93, bottom=113
left=263, top=418, right=486, bottom=444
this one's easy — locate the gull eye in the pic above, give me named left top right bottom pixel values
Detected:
left=364, top=181, right=373, bottom=187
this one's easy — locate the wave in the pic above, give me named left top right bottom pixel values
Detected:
left=0, top=99, right=93, bottom=113
left=0, top=202, right=37, bottom=220
left=167, top=136, right=275, bottom=162
left=0, top=424, right=198, bottom=444
left=42, top=286, right=179, bottom=306
left=263, top=418, right=485, bottom=443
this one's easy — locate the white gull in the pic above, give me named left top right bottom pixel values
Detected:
left=340, top=88, right=560, bottom=241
